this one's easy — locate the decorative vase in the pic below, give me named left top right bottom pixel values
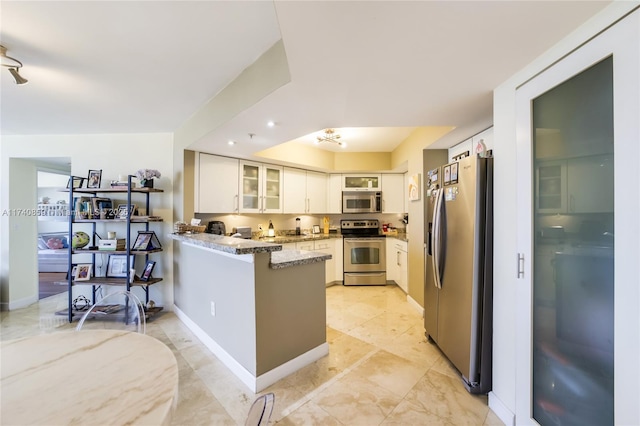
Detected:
left=141, top=179, right=154, bottom=188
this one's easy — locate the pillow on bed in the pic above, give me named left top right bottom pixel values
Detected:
left=39, top=233, right=69, bottom=250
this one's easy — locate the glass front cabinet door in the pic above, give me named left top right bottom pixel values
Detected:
left=515, top=9, right=639, bottom=425
left=239, top=161, right=282, bottom=214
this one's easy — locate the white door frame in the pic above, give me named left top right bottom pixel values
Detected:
left=515, top=10, right=640, bottom=425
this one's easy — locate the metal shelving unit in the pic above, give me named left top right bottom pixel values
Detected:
left=61, top=175, right=164, bottom=322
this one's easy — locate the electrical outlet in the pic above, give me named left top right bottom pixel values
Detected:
left=210, top=301, right=215, bottom=316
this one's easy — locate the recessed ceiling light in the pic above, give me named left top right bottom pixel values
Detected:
left=340, top=142, right=347, bottom=148
left=228, top=140, right=235, bottom=145
left=267, top=121, right=275, bottom=128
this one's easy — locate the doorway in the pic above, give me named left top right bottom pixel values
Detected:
left=37, top=168, right=70, bottom=299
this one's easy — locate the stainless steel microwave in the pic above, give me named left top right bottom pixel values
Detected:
left=342, top=191, right=382, bottom=213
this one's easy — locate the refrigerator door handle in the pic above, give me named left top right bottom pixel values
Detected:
left=432, top=188, right=444, bottom=289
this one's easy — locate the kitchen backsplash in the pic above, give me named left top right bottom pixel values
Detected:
left=194, top=213, right=407, bottom=235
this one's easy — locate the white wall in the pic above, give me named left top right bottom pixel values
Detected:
left=1, top=134, right=174, bottom=310
left=490, top=3, right=640, bottom=424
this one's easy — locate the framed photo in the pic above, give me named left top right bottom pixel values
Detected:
left=67, top=176, right=85, bottom=189
left=91, top=197, right=112, bottom=219
left=140, top=260, right=156, bottom=282
left=117, top=204, right=137, bottom=219
left=450, top=162, right=459, bottom=184
left=87, top=169, right=102, bottom=189
left=106, top=255, right=135, bottom=278
left=132, top=231, right=161, bottom=251
left=74, top=264, right=92, bottom=281
left=66, top=264, right=78, bottom=280
left=443, top=165, right=451, bottom=185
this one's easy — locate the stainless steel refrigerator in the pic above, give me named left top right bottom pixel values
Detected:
left=424, top=155, right=493, bottom=394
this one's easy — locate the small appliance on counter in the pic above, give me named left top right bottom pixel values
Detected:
left=232, top=226, right=252, bottom=239
left=206, top=221, right=226, bottom=235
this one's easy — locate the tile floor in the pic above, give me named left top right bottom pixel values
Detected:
left=1, top=285, right=503, bottom=425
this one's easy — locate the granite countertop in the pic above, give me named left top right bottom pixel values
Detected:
left=170, top=233, right=332, bottom=268
left=270, top=249, right=332, bottom=269
left=252, top=233, right=342, bottom=244
left=169, top=232, right=282, bottom=255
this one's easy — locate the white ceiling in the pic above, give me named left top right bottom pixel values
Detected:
left=1, top=1, right=611, bottom=159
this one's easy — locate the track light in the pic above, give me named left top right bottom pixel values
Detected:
left=1, top=45, right=28, bottom=85
left=8, top=67, right=28, bottom=85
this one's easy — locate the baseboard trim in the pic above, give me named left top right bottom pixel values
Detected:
left=174, top=304, right=328, bottom=392
left=407, top=294, right=424, bottom=316
left=488, top=391, right=515, bottom=426
left=8, top=294, right=38, bottom=310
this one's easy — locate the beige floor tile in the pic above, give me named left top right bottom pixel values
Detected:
left=350, top=349, right=429, bottom=398
left=403, top=369, right=490, bottom=425
left=2, top=285, right=503, bottom=425
left=277, top=400, right=341, bottom=426
left=382, top=398, right=453, bottom=425
left=313, top=373, right=403, bottom=425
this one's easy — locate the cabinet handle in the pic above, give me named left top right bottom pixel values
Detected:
left=234, top=194, right=239, bottom=212
left=569, top=194, right=575, bottom=212
left=397, top=251, right=400, bottom=266
left=517, top=253, right=525, bottom=278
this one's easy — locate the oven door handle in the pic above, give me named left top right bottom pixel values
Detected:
left=344, top=238, right=384, bottom=243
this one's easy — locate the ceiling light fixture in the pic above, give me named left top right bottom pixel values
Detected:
left=228, top=140, right=236, bottom=146
left=267, top=121, right=275, bottom=128
left=1, top=45, right=28, bottom=85
left=316, top=128, right=346, bottom=148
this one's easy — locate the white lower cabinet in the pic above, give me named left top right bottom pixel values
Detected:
left=386, top=238, right=408, bottom=292
left=293, top=239, right=337, bottom=285
left=313, top=240, right=335, bottom=285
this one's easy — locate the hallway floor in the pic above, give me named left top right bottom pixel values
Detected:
left=1, top=285, right=503, bottom=425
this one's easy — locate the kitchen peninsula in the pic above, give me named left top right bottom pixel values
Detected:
left=170, top=233, right=330, bottom=392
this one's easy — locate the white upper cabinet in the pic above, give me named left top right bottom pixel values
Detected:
left=381, top=174, right=405, bottom=213
left=283, top=168, right=306, bottom=213
left=306, top=171, right=327, bottom=213
left=342, top=174, right=381, bottom=191
left=283, top=168, right=327, bottom=214
left=239, top=161, right=283, bottom=214
left=448, top=138, right=472, bottom=163
left=448, top=128, right=494, bottom=163
left=196, top=153, right=239, bottom=214
left=327, top=174, right=343, bottom=214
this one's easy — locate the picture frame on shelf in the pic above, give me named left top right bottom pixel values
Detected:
left=74, top=264, right=92, bottom=281
left=67, top=176, right=85, bottom=189
left=132, top=231, right=161, bottom=251
left=87, top=169, right=102, bottom=189
left=66, top=264, right=78, bottom=280
left=140, top=260, right=156, bottom=282
left=106, top=255, right=135, bottom=278
left=116, top=204, right=137, bottom=219
left=91, top=197, right=113, bottom=219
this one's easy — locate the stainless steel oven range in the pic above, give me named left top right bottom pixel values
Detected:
left=341, top=219, right=386, bottom=285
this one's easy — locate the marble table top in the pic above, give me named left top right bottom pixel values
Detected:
left=1, top=330, right=179, bottom=425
